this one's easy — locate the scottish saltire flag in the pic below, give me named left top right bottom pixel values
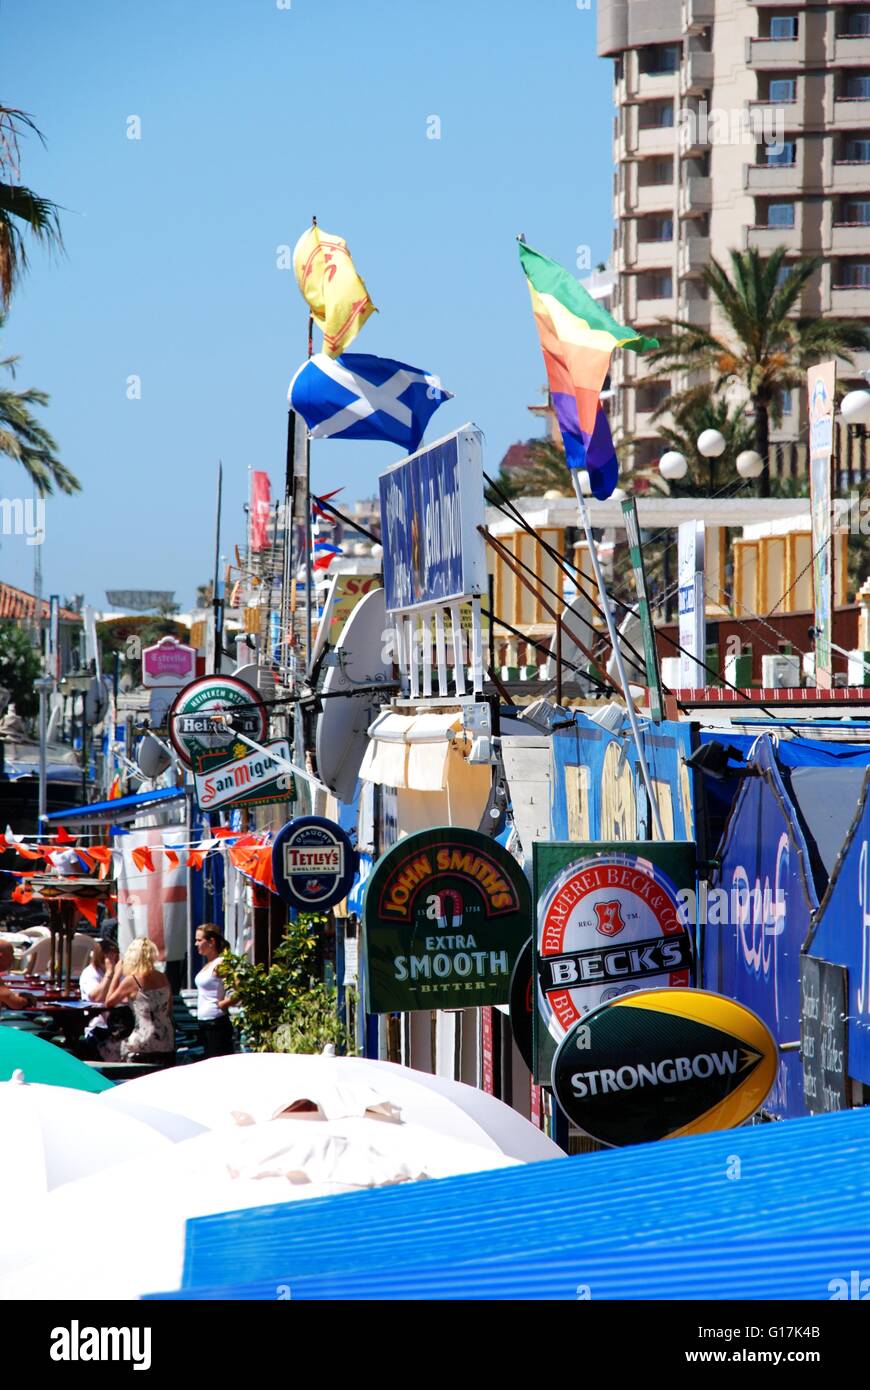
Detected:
left=289, top=352, right=453, bottom=453
left=519, top=242, right=657, bottom=500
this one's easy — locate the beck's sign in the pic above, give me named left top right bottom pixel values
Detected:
left=194, top=740, right=295, bottom=811
left=272, top=817, right=357, bottom=912
left=533, top=841, right=696, bottom=1082
left=551, top=988, right=778, bottom=1146
left=362, top=826, right=531, bottom=1013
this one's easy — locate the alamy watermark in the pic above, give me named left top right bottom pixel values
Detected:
left=0, top=496, right=44, bottom=546
left=678, top=100, right=785, bottom=158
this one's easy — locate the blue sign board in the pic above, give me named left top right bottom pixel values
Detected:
left=272, top=816, right=357, bottom=912
left=378, top=425, right=487, bottom=612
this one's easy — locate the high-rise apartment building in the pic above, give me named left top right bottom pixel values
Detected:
left=598, top=1, right=870, bottom=473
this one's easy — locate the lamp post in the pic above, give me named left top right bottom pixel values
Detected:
left=35, top=674, right=54, bottom=835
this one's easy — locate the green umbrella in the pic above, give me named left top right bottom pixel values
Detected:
left=0, top=1024, right=112, bottom=1093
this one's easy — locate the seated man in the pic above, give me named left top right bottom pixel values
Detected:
left=0, top=940, right=31, bottom=1011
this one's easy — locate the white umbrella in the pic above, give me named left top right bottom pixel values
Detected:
left=0, top=1113, right=519, bottom=1301
left=101, top=1054, right=563, bottom=1163
left=0, top=1073, right=173, bottom=1200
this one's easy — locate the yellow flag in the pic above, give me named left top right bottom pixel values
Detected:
left=293, top=225, right=376, bottom=357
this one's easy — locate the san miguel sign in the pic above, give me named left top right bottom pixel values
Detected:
left=194, top=740, right=296, bottom=812
left=363, top=826, right=532, bottom=1012
left=551, top=988, right=778, bottom=1146
left=533, top=841, right=696, bottom=1082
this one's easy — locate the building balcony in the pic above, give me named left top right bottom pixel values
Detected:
left=676, top=296, right=711, bottom=327
left=830, top=34, right=870, bottom=69
left=744, top=159, right=804, bottom=195
left=678, top=175, right=711, bottom=217
left=747, top=34, right=806, bottom=69
left=630, top=181, right=676, bottom=216
left=827, top=284, right=870, bottom=315
left=748, top=97, right=806, bottom=134
left=829, top=223, right=870, bottom=256
left=681, top=49, right=714, bottom=96
left=841, top=348, right=870, bottom=380
left=744, top=223, right=803, bottom=253
left=830, top=97, right=870, bottom=131
left=631, top=70, right=681, bottom=104
left=625, top=238, right=676, bottom=273
left=677, top=236, right=711, bottom=277
left=831, top=160, right=870, bottom=192
left=635, top=294, right=677, bottom=326
left=630, top=125, right=680, bottom=159
left=682, top=0, right=714, bottom=34
left=633, top=408, right=665, bottom=438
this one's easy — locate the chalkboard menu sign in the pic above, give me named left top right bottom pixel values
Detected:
left=801, top=957, right=850, bottom=1114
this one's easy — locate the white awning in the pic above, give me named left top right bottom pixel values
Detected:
left=359, top=711, right=463, bottom=791
left=406, top=713, right=462, bottom=792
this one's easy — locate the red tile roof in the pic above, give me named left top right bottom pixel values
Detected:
left=0, top=582, right=80, bottom=624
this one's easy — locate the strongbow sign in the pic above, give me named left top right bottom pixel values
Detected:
left=194, top=740, right=295, bottom=811
left=272, top=817, right=357, bottom=911
left=168, top=675, right=267, bottom=768
left=534, top=842, right=696, bottom=1081
left=363, top=826, right=532, bottom=1013
left=551, top=988, right=778, bottom=1146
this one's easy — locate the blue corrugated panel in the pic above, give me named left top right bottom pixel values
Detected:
left=145, top=1108, right=870, bottom=1300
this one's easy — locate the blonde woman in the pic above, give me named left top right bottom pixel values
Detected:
left=105, top=937, right=175, bottom=1065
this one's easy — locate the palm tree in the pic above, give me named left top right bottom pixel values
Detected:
left=0, top=105, right=63, bottom=309
left=644, top=246, right=870, bottom=496
left=0, top=337, right=79, bottom=495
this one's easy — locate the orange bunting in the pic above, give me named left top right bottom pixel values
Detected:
left=55, top=826, right=77, bottom=845
left=11, top=884, right=33, bottom=904
left=131, top=846, right=155, bottom=873
left=187, top=848, right=206, bottom=871
left=164, top=849, right=179, bottom=869
left=73, top=896, right=99, bottom=927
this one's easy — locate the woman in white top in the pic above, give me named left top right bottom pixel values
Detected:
left=194, top=925, right=234, bottom=1058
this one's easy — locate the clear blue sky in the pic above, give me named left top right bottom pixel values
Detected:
left=2, top=0, right=614, bottom=609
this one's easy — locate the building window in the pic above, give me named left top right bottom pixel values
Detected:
left=842, top=199, right=870, bottom=224
left=779, top=388, right=795, bottom=416
left=838, top=261, right=870, bottom=287
left=639, top=100, right=675, bottom=129
left=842, top=73, right=870, bottom=100
left=656, top=102, right=675, bottom=127
left=651, top=273, right=673, bottom=298
left=640, top=43, right=681, bottom=76
left=768, top=202, right=796, bottom=227
left=841, top=11, right=870, bottom=37
left=644, top=216, right=674, bottom=241
left=844, top=135, right=870, bottom=161
left=769, top=77, right=797, bottom=103
left=765, top=140, right=796, bottom=166
left=775, top=264, right=792, bottom=286
left=769, top=15, right=798, bottom=40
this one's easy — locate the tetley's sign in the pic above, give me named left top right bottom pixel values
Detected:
left=363, top=826, right=531, bottom=1012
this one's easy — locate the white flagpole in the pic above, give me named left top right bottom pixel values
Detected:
left=571, top=471, right=665, bottom=841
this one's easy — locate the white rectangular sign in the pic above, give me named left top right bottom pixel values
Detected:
left=193, top=739, right=292, bottom=810
left=678, top=520, right=706, bottom=689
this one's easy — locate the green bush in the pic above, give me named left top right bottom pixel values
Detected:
left=219, top=912, right=353, bottom=1055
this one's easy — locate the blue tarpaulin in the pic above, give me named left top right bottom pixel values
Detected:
left=42, top=786, right=186, bottom=826
left=145, top=1106, right=870, bottom=1300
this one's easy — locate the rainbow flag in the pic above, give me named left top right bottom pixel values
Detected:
left=519, top=242, right=658, bottom=499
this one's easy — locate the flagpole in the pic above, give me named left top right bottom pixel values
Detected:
left=305, top=214, right=317, bottom=672
left=570, top=471, right=665, bottom=842
left=212, top=460, right=224, bottom=675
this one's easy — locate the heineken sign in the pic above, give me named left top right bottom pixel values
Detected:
left=272, top=816, right=357, bottom=911
left=168, top=675, right=267, bottom=768
left=551, top=988, right=778, bottom=1146
left=363, top=827, right=532, bottom=1013
left=533, top=841, right=696, bottom=1082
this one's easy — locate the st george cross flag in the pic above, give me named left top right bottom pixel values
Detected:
left=519, top=241, right=657, bottom=500
left=116, top=828, right=187, bottom=961
left=289, top=351, right=453, bottom=453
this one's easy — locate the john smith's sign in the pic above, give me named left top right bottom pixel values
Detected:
left=363, top=826, right=531, bottom=1012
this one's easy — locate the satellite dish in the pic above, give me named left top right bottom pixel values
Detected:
left=546, top=592, right=596, bottom=694
left=84, top=676, right=109, bottom=725
left=606, top=608, right=647, bottom=686
left=137, top=732, right=172, bottom=780
left=315, top=587, right=392, bottom=803
left=233, top=662, right=277, bottom=703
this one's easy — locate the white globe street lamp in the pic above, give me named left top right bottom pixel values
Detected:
left=659, top=450, right=688, bottom=481
left=697, top=429, right=726, bottom=458
left=736, top=449, right=764, bottom=479
left=840, top=389, right=870, bottom=428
